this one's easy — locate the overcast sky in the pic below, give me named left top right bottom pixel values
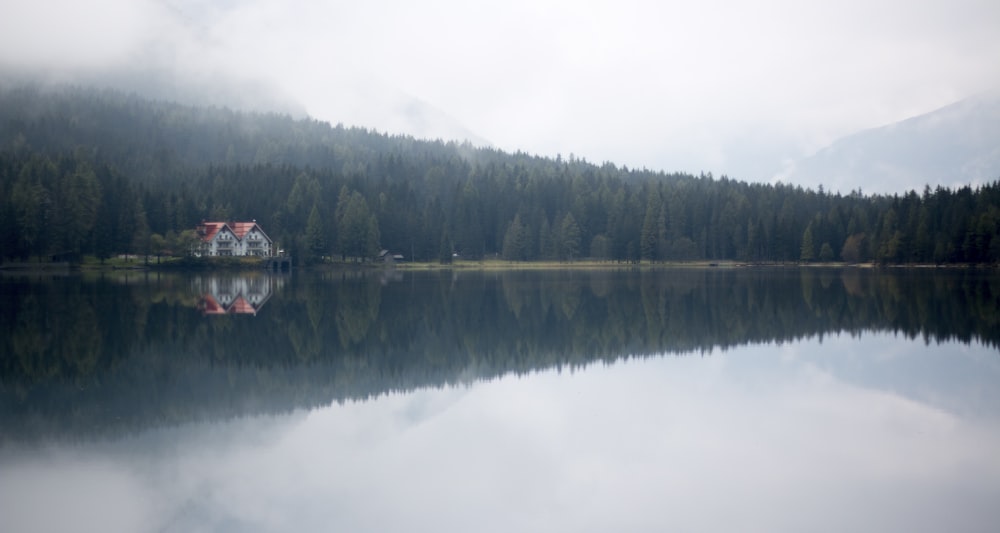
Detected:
left=1, top=0, right=999, bottom=185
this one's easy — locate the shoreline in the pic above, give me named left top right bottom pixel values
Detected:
left=3, top=258, right=996, bottom=274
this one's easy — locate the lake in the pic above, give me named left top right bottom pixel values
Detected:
left=2, top=267, right=999, bottom=532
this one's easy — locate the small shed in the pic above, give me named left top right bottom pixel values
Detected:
left=379, top=250, right=405, bottom=264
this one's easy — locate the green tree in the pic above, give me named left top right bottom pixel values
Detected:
left=55, top=164, right=101, bottom=257
left=876, top=208, right=903, bottom=264
left=305, top=203, right=326, bottom=265
left=841, top=233, right=867, bottom=264
left=337, top=191, right=375, bottom=261
left=502, top=214, right=528, bottom=260
left=287, top=173, right=321, bottom=215
left=538, top=217, right=554, bottom=260
left=559, top=213, right=581, bottom=261
left=819, top=242, right=835, bottom=262
left=439, top=230, right=453, bottom=264
left=11, top=172, right=50, bottom=259
left=150, top=233, right=167, bottom=264
left=800, top=222, right=816, bottom=262
left=590, top=234, right=612, bottom=260
left=132, top=197, right=151, bottom=263
left=640, top=197, right=660, bottom=262
left=175, top=229, right=202, bottom=257
left=365, top=213, right=381, bottom=259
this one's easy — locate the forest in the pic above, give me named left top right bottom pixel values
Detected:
left=1, top=84, right=999, bottom=265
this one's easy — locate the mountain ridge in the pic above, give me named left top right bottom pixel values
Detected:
left=784, top=91, right=1000, bottom=195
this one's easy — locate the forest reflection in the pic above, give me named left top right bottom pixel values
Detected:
left=1, top=267, right=998, bottom=440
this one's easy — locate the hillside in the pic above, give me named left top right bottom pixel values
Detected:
left=1, top=85, right=998, bottom=265
left=785, top=92, right=1000, bottom=195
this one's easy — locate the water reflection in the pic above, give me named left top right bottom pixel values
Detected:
left=196, top=275, right=283, bottom=315
left=1, top=268, right=999, bottom=441
left=1, top=334, right=998, bottom=533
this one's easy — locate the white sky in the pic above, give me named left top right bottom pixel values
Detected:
left=1, top=0, right=999, bottom=184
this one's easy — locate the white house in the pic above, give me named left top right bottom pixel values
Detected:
left=196, top=221, right=273, bottom=257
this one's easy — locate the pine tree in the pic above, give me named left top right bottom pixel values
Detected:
left=502, top=214, right=527, bottom=260
left=819, top=242, right=835, bottom=262
left=305, top=203, right=325, bottom=264
left=800, top=222, right=816, bottom=262
left=560, top=213, right=581, bottom=261
left=365, top=213, right=381, bottom=260
left=640, top=197, right=659, bottom=262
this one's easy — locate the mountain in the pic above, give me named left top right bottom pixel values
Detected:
left=784, top=92, right=1000, bottom=195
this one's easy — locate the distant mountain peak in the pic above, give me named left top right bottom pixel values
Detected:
left=784, top=91, right=1000, bottom=195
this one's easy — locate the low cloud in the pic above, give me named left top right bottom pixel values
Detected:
left=2, top=0, right=999, bottom=185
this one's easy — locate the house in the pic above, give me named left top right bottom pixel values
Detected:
left=196, top=220, right=273, bottom=257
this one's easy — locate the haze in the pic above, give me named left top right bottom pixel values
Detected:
left=1, top=0, right=998, bottom=189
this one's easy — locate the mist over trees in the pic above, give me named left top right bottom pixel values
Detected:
left=1, top=85, right=998, bottom=265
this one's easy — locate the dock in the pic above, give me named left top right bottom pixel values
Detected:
left=264, top=257, right=292, bottom=272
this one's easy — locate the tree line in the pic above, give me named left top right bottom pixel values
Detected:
left=1, top=85, right=998, bottom=265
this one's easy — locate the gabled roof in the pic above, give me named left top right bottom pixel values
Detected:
left=230, top=221, right=271, bottom=242
left=198, top=222, right=229, bottom=242
left=230, top=222, right=254, bottom=240
left=198, top=221, right=271, bottom=243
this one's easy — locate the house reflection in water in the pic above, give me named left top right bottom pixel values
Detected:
left=196, top=275, right=283, bottom=316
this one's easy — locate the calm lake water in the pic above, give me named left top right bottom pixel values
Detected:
left=2, top=268, right=999, bottom=532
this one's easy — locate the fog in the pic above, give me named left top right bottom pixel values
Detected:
left=2, top=0, right=999, bottom=188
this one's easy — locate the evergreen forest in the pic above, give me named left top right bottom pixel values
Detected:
left=2, top=85, right=999, bottom=265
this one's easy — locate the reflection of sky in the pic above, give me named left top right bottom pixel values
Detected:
left=2, top=334, right=999, bottom=533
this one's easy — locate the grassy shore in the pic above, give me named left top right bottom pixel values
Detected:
left=4, top=255, right=992, bottom=273
left=71, top=255, right=268, bottom=270
left=393, top=259, right=994, bottom=270
left=396, top=259, right=866, bottom=270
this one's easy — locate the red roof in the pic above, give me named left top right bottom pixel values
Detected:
left=198, top=222, right=227, bottom=242
left=198, top=221, right=269, bottom=242
left=230, top=222, right=256, bottom=240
